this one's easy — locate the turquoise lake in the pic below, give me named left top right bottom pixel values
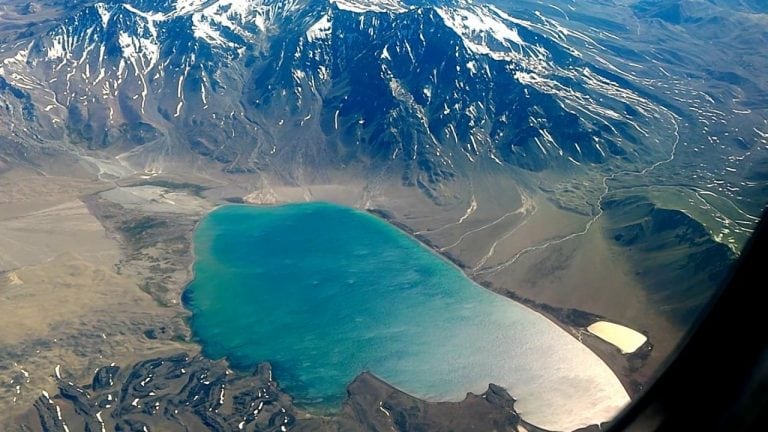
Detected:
left=184, top=203, right=629, bottom=431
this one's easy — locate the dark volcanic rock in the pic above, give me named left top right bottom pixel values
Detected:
left=326, top=373, right=525, bottom=432
left=92, top=365, right=121, bottom=391
left=22, top=353, right=295, bottom=432
left=15, top=353, right=578, bottom=432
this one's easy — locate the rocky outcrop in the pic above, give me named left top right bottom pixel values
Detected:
left=23, top=353, right=294, bottom=432
left=15, top=353, right=572, bottom=432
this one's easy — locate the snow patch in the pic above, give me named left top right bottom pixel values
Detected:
left=307, top=13, right=332, bottom=42
left=436, top=5, right=524, bottom=57
left=331, top=0, right=408, bottom=14
left=94, top=3, right=112, bottom=28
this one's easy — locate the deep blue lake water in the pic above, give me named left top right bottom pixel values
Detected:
left=184, top=203, right=628, bottom=430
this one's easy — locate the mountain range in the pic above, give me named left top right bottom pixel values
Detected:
left=0, top=0, right=674, bottom=200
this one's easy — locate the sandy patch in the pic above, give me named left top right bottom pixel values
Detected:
left=0, top=169, right=107, bottom=218
left=99, top=186, right=212, bottom=215
left=587, top=321, right=648, bottom=354
left=4, top=271, right=23, bottom=285
left=243, top=184, right=368, bottom=207
left=0, top=253, right=151, bottom=344
left=0, top=199, right=120, bottom=271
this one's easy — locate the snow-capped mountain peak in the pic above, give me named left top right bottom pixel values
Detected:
left=0, top=0, right=668, bottom=192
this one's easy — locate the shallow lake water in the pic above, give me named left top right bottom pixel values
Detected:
left=184, top=203, right=629, bottom=430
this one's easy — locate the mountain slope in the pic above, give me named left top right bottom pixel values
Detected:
left=0, top=0, right=674, bottom=199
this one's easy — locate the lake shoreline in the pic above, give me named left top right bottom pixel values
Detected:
left=181, top=201, right=629, bottom=431
left=366, top=206, right=650, bottom=398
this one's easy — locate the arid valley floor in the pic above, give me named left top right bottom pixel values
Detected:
left=0, top=157, right=695, bottom=431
